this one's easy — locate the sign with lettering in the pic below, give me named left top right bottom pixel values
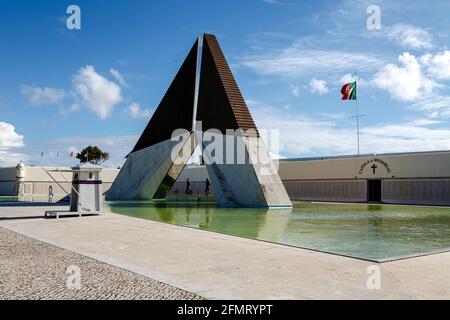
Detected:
left=358, top=158, right=391, bottom=175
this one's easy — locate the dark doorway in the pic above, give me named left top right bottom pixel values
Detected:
left=367, top=180, right=382, bottom=202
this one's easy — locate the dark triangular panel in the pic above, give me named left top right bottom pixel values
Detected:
left=131, top=39, right=199, bottom=153
left=196, top=34, right=258, bottom=135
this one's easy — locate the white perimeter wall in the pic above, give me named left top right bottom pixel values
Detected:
left=0, top=166, right=119, bottom=197
left=279, top=152, right=450, bottom=180
left=174, top=152, right=450, bottom=182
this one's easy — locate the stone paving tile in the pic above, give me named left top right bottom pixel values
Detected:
left=0, top=228, right=204, bottom=300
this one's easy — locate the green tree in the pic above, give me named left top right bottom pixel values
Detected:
left=76, top=145, right=109, bottom=165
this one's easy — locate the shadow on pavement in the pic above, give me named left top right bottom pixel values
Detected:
left=0, top=215, right=49, bottom=221
left=0, top=201, right=69, bottom=207
left=0, top=201, right=70, bottom=221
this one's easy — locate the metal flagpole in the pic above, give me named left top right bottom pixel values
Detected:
left=355, top=72, right=360, bottom=156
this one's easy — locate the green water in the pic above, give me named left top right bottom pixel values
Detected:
left=0, top=197, right=18, bottom=202
left=106, top=201, right=450, bottom=262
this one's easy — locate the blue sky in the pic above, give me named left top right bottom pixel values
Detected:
left=1, top=0, right=450, bottom=167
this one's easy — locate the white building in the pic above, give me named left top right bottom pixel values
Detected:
left=170, top=151, right=450, bottom=206
left=2, top=150, right=450, bottom=206
left=0, top=163, right=119, bottom=202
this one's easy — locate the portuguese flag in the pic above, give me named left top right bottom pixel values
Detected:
left=341, top=81, right=357, bottom=100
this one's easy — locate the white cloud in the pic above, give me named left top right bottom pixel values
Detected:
left=0, top=151, right=28, bottom=166
left=68, top=103, right=80, bottom=112
left=240, top=46, right=382, bottom=77
left=372, top=52, right=438, bottom=101
left=289, top=85, right=300, bottom=97
left=309, top=78, right=329, bottom=95
left=0, top=122, right=26, bottom=166
left=405, top=118, right=443, bottom=126
left=73, top=65, right=123, bottom=119
left=59, top=103, right=80, bottom=116
left=250, top=104, right=450, bottom=156
left=385, top=24, right=434, bottom=50
left=110, top=68, right=127, bottom=87
left=362, top=124, right=450, bottom=152
left=21, top=85, right=67, bottom=106
left=0, top=122, right=24, bottom=149
left=421, top=50, right=450, bottom=80
left=409, top=95, right=450, bottom=118
left=339, top=73, right=367, bottom=87
left=127, top=102, right=152, bottom=119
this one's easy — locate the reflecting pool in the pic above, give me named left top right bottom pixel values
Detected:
left=106, top=201, right=450, bottom=262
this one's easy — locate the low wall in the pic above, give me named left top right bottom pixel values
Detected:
left=282, top=180, right=368, bottom=202
left=382, top=179, right=450, bottom=206
left=4, top=181, right=114, bottom=202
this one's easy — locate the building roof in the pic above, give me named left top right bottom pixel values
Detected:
left=71, top=163, right=103, bottom=171
left=281, top=150, right=450, bottom=162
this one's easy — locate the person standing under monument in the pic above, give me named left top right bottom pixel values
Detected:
left=185, top=179, right=191, bottom=195
left=205, top=178, right=210, bottom=196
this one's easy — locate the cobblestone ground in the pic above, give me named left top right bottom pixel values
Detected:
left=0, top=228, right=204, bottom=300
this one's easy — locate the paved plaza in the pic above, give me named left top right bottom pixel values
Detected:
left=0, top=226, right=202, bottom=300
left=0, top=204, right=449, bottom=299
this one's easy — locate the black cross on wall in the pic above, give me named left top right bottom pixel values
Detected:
left=371, top=164, right=378, bottom=174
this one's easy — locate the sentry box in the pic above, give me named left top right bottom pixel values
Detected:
left=45, top=163, right=103, bottom=218
left=70, top=163, right=103, bottom=213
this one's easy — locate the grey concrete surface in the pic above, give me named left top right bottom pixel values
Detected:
left=0, top=205, right=449, bottom=299
left=106, top=132, right=196, bottom=200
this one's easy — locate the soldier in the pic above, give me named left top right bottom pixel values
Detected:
left=205, top=178, right=210, bottom=196
left=185, top=179, right=192, bottom=195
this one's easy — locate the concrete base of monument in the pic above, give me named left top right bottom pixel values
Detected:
left=106, top=132, right=196, bottom=201
left=246, top=136, right=292, bottom=208
left=166, top=195, right=216, bottom=203
left=203, top=134, right=292, bottom=208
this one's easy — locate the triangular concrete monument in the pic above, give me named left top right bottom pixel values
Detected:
left=106, top=40, right=199, bottom=200
left=107, top=34, right=292, bottom=208
left=196, top=34, right=291, bottom=207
